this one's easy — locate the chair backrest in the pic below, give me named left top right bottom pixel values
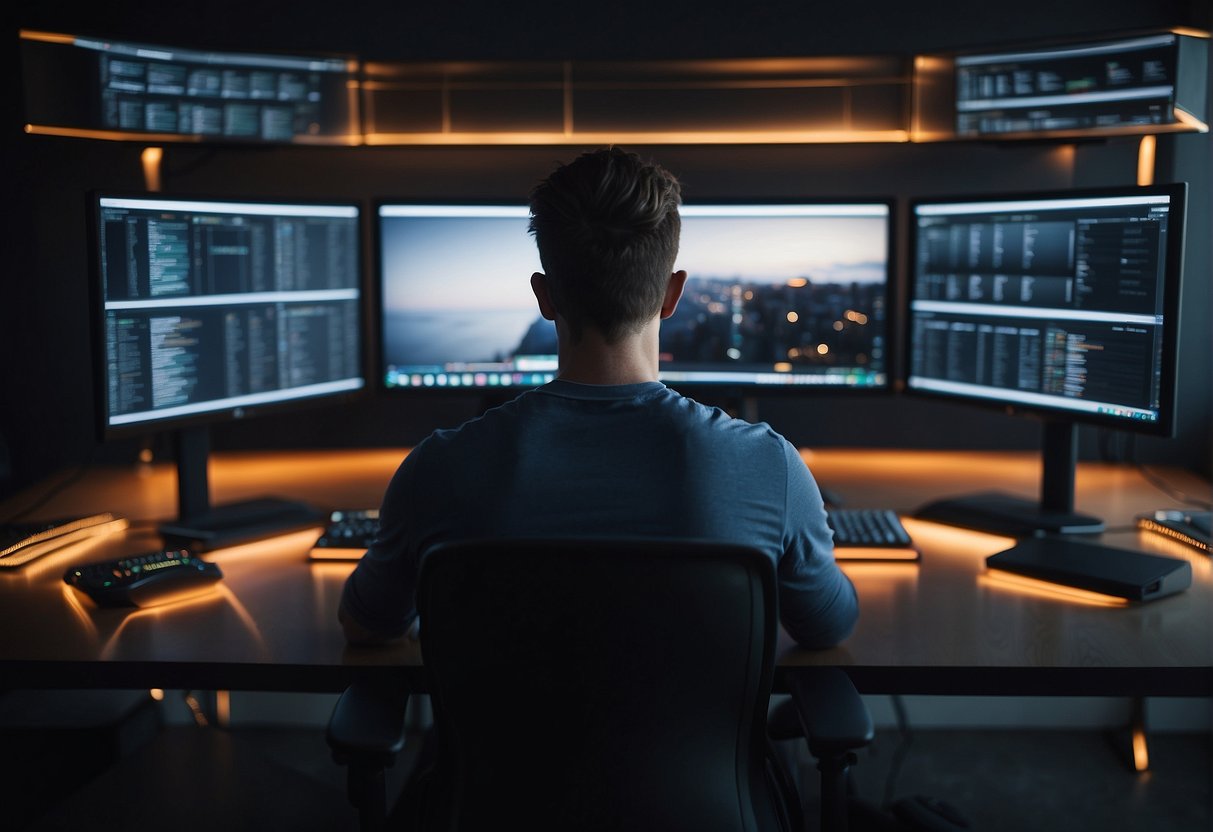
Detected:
left=416, top=537, right=781, bottom=832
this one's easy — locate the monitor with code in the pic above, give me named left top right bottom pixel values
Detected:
left=908, top=186, right=1184, bottom=431
left=21, top=30, right=359, bottom=144
left=906, top=184, right=1186, bottom=536
left=94, top=196, right=365, bottom=433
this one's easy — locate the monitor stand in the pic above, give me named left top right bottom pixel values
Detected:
left=157, top=426, right=322, bottom=551
left=914, top=420, right=1105, bottom=537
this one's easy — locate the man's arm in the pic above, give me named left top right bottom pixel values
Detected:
left=338, top=601, right=407, bottom=645
left=777, top=441, right=860, bottom=649
left=336, top=452, right=423, bottom=646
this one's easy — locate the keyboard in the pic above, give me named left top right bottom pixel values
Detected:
left=308, top=509, right=379, bottom=561
left=827, top=508, right=918, bottom=561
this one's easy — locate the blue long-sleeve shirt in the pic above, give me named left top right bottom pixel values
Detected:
left=341, top=380, right=858, bottom=648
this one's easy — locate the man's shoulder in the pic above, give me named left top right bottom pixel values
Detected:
left=668, top=391, right=789, bottom=442
left=405, top=393, right=530, bottom=462
left=661, top=392, right=798, bottom=464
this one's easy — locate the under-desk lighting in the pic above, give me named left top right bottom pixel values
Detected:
left=96, top=583, right=266, bottom=660
left=215, top=690, right=231, bottom=727
left=0, top=515, right=129, bottom=570
left=24, top=123, right=362, bottom=146
left=363, top=128, right=910, bottom=145
left=903, top=518, right=1016, bottom=554
left=24, top=124, right=206, bottom=142
left=833, top=546, right=920, bottom=562
left=1137, top=516, right=1211, bottom=557
left=838, top=562, right=920, bottom=600
left=61, top=583, right=100, bottom=640
left=203, top=527, right=326, bottom=563
left=1136, top=135, right=1156, bottom=186
left=1132, top=725, right=1150, bottom=772
left=980, top=569, right=1129, bottom=608
left=141, top=146, right=162, bottom=192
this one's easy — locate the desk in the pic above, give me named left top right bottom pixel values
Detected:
left=1, top=449, right=1209, bottom=697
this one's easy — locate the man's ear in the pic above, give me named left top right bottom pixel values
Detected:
left=531, top=272, right=557, bottom=321
left=660, top=270, right=688, bottom=319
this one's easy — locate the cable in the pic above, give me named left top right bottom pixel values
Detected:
left=1099, top=428, right=1211, bottom=510
left=1136, top=464, right=1212, bottom=510
left=1, top=453, right=97, bottom=525
left=881, top=694, right=913, bottom=810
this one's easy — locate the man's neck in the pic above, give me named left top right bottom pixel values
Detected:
left=555, top=321, right=660, bottom=386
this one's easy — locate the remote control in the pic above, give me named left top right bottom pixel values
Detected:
left=65, top=549, right=223, bottom=608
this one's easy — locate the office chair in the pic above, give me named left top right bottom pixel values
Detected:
left=328, top=538, right=874, bottom=832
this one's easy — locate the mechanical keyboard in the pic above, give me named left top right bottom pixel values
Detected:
left=827, top=508, right=918, bottom=561
left=308, top=509, right=379, bottom=561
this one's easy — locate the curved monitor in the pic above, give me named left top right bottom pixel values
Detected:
left=907, top=183, right=1187, bottom=535
left=377, top=200, right=891, bottom=393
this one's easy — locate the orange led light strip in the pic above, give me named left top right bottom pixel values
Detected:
left=363, top=129, right=911, bottom=146
left=308, top=547, right=366, bottom=562
left=1132, top=726, right=1150, bottom=771
left=0, top=516, right=130, bottom=568
left=982, top=569, right=1129, bottom=607
left=833, top=547, right=920, bottom=562
left=1136, top=517, right=1209, bottom=553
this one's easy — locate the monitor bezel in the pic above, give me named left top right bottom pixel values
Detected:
left=89, top=190, right=369, bottom=440
left=904, top=182, right=1187, bottom=437
left=373, top=195, right=897, bottom=398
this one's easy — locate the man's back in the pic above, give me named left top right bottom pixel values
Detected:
left=341, top=148, right=855, bottom=650
left=342, top=379, right=857, bottom=648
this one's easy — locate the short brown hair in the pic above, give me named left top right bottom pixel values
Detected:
left=528, top=148, right=681, bottom=343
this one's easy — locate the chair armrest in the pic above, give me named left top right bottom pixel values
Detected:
left=326, top=680, right=409, bottom=768
left=788, top=667, right=874, bottom=759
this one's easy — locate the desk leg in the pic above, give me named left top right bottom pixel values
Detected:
left=1129, top=696, right=1149, bottom=773
left=1107, top=696, right=1150, bottom=774
left=181, top=690, right=229, bottom=728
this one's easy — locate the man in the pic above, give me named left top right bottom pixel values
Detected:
left=339, top=147, right=857, bottom=649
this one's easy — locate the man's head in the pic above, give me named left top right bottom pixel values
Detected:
left=528, top=148, right=682, bottom=343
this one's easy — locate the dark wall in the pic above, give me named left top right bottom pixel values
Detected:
left=3, top=0, right=1210, bottom=502
left=7, top=0, right=1206, bottom=60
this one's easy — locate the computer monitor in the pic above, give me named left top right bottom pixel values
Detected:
left=907, top=183, right=1186, bottom=535
left=953, top=32, right=1208, bottom=139
left=91, top=194, right=364, bottom=547
left=21, top=30, right=359, bottom=144
left=377, top=201, right=891, bottom=396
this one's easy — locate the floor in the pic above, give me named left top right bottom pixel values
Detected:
left=810, top=728, right=1212, bottom=831
left=15, top=720, right=1213, bottom=830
